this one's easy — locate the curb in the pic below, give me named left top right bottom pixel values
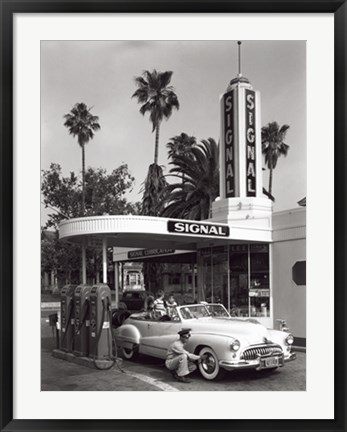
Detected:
left=52, top=349, right=121, bottom=370
left=41, top=302, right=118, bottom=309
left=41, top=302, right=60, bottom=309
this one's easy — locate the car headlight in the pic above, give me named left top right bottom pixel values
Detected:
left=230, top=340, right=240, bottom=351
left=285, top=334, right=294, bottom=345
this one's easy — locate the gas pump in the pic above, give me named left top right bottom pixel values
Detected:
left=73, top=284, right=92, bottom=357
left=89, top=284, right=114, bottom=366
left=60, top=284, right=77, bottom=352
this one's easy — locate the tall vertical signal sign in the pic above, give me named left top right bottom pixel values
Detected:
left=223, top=91, right=235, bottom=198
left=245, top=89, right=256, bottom=196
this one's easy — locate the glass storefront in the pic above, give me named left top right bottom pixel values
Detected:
left=199, top=243, right=270, bottom=318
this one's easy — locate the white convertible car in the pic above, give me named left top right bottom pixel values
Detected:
left=115, top=303, right=296, bottom=380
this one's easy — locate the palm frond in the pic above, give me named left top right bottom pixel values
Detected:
left=132, top=69, right=179, bottom=146
left=63, top=103, right=101, bottom=144
left=158, top=71, right=173, bottom=88
left=161, top=137, right=219, bottom=220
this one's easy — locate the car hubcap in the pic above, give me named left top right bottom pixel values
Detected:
left=202, top=354, right=216, bottom=374
left=123, top=348, right=133, bottom=357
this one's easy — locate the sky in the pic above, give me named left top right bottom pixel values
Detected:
left=41, top=40, right=306, bottom=222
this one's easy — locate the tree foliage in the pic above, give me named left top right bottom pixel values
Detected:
left=41, top=163, right=81, bottom=228
left=41, top=229, right=81, bottom=286
left=132, top=69, right=179, bottom=164
left=161, top=138, right=220, bottom=220
left=41, top=229, right=114, bottom=287
left=141, top=163, right=168, bottom=217
left=261, top=121, right=290, bottom=196
left=84, top=166, right=137, bottom=216
left=132, top=69, right=179, bottom=219
left=63, top=102, right=101, bottom=215
left=166, top=133, right=196, bottom=160
left=132, top=69, right=180, bottom=292
left=41, top=163, right=140, bottom=287
left=41, top=163, right=138, bottom=229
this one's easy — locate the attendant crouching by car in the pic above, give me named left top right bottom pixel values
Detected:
left=165, top=328, right=201, bottom=383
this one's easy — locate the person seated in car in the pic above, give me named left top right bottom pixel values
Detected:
left=230, top=304, right=239, bottom=317
left=143, top=295, right=155, bottom=319
left=165, top=328, right=201, bottom=383
left=153, top=290, right=166, bottom=316
left=143, top=295, right=166, bottom=320
left=166, top=294, right=178, bottom=317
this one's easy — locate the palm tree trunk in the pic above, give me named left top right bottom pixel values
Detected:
left=81, top=144, right=85, bottom=215
left=269, top=166, right=273, bottom=195
left=154, top=123, right=160, bottom=164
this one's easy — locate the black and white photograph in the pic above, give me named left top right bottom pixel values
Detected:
left=40, top=39, right=307, bottom=392
left=2, top=3, right=344, bottom=429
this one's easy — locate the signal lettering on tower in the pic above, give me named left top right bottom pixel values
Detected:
left=223, top=91, right=235, bottom=197
left=245, top=89, right=256, bottom=196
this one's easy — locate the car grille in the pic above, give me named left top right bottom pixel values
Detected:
left=241, top=344, right=283, bottom=360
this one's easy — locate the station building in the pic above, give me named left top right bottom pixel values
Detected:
left=59, top=64, right=306, bottom=347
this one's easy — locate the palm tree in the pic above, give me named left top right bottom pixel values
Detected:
left=132, top=69, right=179, bottom=219
left=140, top=164, right=168, bottom=293
left=161, top=138, right=219, bottom=220
left=132, top=69, right=179, bottom=164
left=64, top=102, right=100, bottom=215
left=261, top=121, right=290, bottom=196
left=167, top=133, right=196, bottom=183
left=167, top=132, right=196, bottom=159
left=141, top=163, right=168, bottom=217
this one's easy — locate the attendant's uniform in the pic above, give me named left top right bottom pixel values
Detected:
left=165, top=339, right=200, bottom=377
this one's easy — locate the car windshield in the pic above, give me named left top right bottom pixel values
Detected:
left=178, top=304, right=230, bottom=320
left=205, top=304, right=230, bottom=317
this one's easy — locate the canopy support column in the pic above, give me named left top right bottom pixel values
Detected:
left=191, top=259, right=196, bottom=302
left=81, top=241, right=87, bottom=284
left=114, top=262, right=119, bottom=308
left=227, top=245, right=231, bottom=313
left=102, top=238, right=107, bottom=283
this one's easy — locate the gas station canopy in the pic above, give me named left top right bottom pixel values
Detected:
left=59, top=214, right=271, bottom=251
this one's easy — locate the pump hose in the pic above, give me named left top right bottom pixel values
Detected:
left=60, top=301, right=75, bottom=349
left=92, top=298, right=125, bottom=373
left=71, top=301, right=90, bottom=344
left=108, top=303, right=125, bottom=374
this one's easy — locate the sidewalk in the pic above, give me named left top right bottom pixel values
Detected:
left=41, top=350, right=162, bottom=392
left=41, top=336, right=165, bottom=391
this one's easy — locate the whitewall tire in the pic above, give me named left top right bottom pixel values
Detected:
left=198, top=347, right=225, bottom=380
left=121, top=345, right=138, bottom=360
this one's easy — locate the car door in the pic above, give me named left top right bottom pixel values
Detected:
left=140, top=319, right=182, bottom=359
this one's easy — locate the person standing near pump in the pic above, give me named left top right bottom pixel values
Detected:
left=165, top=328, right=201, bottom=383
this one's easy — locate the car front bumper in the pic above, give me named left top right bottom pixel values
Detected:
left=219, top=352, right=296, bottom=371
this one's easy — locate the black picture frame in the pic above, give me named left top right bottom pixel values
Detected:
left=0, top=1, right=346, bottom=431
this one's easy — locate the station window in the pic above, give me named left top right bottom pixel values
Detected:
left=249, top=244, right=269, bottom=317
left=199, top=243, right=270, bottom=317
